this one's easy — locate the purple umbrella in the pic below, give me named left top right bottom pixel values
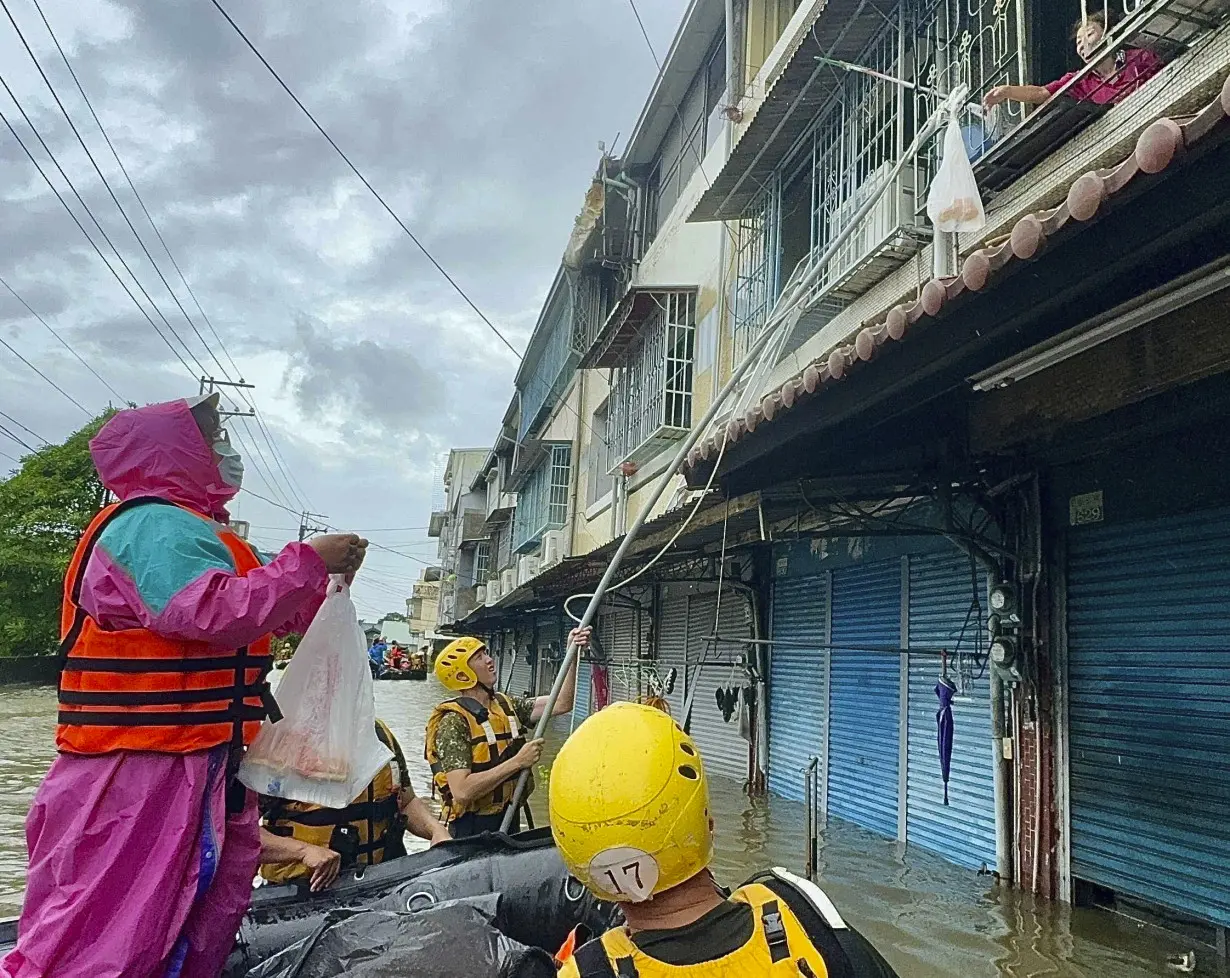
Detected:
left=936, top=677, right=957, bottom=806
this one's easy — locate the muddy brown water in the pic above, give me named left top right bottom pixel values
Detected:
left=0, top=679, right=1218, bottom=976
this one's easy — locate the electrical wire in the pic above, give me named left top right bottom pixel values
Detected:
left=206, top=0, right=614, bottom=456
left=0, top=448, right=20, bottom=464
left=0, top=422, right=37, bottom=453
left=14, top=1, right=312, bottom=513
left=0, top=332, right=91, bottom=415
left=0, top=273, right=128, bottom=403
left=0, top=94, right=199, bottom=377
left=208, top=0, right=522, bottom=360
left=0, top=410, right=47, bottom=445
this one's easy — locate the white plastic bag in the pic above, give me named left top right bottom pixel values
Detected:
left=926, top=115, right=986, bottom=234
left=238, top=578, right=391, bottom=808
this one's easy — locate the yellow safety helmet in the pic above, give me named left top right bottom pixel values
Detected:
left=434, top=636, right=488, bottom=691
left=549, top=702, right=712, bottom=904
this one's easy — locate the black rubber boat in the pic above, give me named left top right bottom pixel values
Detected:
left=378, top=668, right=426, bottom=680
left=0, top=830, right=616, bottom=976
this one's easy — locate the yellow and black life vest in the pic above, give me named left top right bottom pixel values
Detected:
left=259, top=719, right=408, bottom=884
left=424, top=691, right=529, bottom=822
left=560, top=869, right=899, bottom=978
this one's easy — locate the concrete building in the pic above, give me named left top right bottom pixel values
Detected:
left=430, top=0, right=1230, bottom=947
left=407, top=566, right=443, bottom=650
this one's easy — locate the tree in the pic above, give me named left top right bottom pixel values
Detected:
left=0, top=412, right=115, bottom=656
left=381, top=611, right=408, bottom=622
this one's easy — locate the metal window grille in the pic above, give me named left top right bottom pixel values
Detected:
left=801, top=10, right=925, bottom=298
left=610, top=293, right=696, bottom=465
left=512, top=444, right=573, bottom=552
left=474, top=541, right=491, bottom=585
left=913, top=0, right=1027, bottom=180
left=733, top=180, right=782, bottom=362
left=518, top=288, right=578, bottom=442
left=572, top=271, right=603, bottom=353
left=586, top=401, right=613, bottom=506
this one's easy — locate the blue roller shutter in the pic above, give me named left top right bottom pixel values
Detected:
left=828, top=561, right=901, bottom=838
left=1067, top=509, right=1230, bottom=927
left=686, top=591, right=752, bottom=784
left=906, top=552, right=996, bottom=871
left=656, top=586, right=690, bottom=720
left=768, top=575, right=828, bottom=802
left=571, top=662, right=593, bottom=731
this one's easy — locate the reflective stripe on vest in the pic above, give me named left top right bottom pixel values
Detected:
left=424, top=691, right=527, bottom=821
left=56, top=497, right=279, bottom=757
left=260, top=719, right=406, bottom=884
left=569, top=883, right=834, bottom=978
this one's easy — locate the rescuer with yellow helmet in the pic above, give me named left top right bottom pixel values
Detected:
left=257, top=719, right=450, bottom=891
left=425, top=628, right=589, bottom=838
left=550, top=703, right=902, bottom=978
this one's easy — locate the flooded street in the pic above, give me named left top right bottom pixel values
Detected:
left=0, top=679, right=1215, bottom=976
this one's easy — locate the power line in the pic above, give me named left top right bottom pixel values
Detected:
left=0, top=332, right=91, bottom=414
left=0, top=409, right=47, bottom=445
left=1, top=0, right=229, bottom=382
left=32, top=0, right=311, bottom=510
left=625, top=0, right=661, bottom=70
left=208, top=0, right=522, bottom=361
left=0, top=447, right=19, bottom=464
left=29, top=0, right=246, bottom=384
left=0, top=422, right=36, bottom=453
left=0, top=273, right=128, bottom=403
left=0, top=93, right=199, bottom=377
left=15, top=0, right=313, bottom=513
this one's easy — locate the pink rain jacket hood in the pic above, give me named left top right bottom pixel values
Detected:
left=89, top=399, right=235, bottom=521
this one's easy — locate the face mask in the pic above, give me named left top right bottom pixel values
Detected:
left=213, top=432, right=244, bottom=490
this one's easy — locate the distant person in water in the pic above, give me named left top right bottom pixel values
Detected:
left=984, top=12, right=1163, bottom=110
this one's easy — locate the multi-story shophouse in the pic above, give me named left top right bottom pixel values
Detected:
left=434, top=0, right=1230, bottom=948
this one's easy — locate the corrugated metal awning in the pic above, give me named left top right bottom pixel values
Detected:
left=690, top=0, right=897, bottom=223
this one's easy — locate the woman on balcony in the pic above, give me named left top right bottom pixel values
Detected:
left=983, top=11, right=1164, bottom=111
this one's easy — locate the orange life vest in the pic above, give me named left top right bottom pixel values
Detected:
left=57, top=497, right=279, bottom=756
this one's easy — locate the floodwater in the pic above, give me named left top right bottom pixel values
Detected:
left=1, top=679, right=1221, bottom=976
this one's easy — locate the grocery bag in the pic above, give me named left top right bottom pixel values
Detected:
left=239, top=578, right=391, bottom=808
left=926, top=114, right=986, bottom=234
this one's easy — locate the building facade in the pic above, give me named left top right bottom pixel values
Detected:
left=430, top=0, right=1230, bottom=948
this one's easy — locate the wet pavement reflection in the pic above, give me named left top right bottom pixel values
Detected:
left=1, top=679, right=1220, bottom=975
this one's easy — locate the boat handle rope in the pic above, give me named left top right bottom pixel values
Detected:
left=405, top=890, right=436, bottom=912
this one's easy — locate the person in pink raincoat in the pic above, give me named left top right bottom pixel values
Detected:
left=0, top=392, right=368, bottom=978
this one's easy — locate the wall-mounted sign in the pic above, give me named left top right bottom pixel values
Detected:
left=1069, top=491, right=1104, bottom=527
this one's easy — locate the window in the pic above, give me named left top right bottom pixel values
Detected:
left=519, top=287, right=579, bottom=442
left=610, top=293, right=696, bottom=465
left=733, top=181, right=781, bottom=362
left=641, top=33, right=727, bottom=248
left=586, top=400, right=613, bottom=507
left=474, top=540, right=491, bottom=585
left=512, top=444, right=573, bottom=553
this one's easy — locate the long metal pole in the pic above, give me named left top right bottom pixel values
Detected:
left=500, top=97, right=956, bottom=832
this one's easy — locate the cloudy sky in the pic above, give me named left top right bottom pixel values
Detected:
left=0, top=0, right=688, bottom=619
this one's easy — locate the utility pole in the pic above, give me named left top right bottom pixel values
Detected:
left=298, top=511, right=329, bottom=542
left=198, top=376, right=256, bottom=420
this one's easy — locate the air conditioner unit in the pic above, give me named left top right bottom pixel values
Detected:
left=517, top=555, right=541, bottom=587
left=501, top=569, right=517, bottom=595
left=475, top=585, right=487, bottom=604
left=541, top=530, right=570, bottom=569
left=824, top=163, right=914, bottom=290
left=486, top=579, right=501, bottom=605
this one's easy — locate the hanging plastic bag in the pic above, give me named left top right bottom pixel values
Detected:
left=239, top=578, right=391, bottom=808
left=926, top=114, right=986, bottom=234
